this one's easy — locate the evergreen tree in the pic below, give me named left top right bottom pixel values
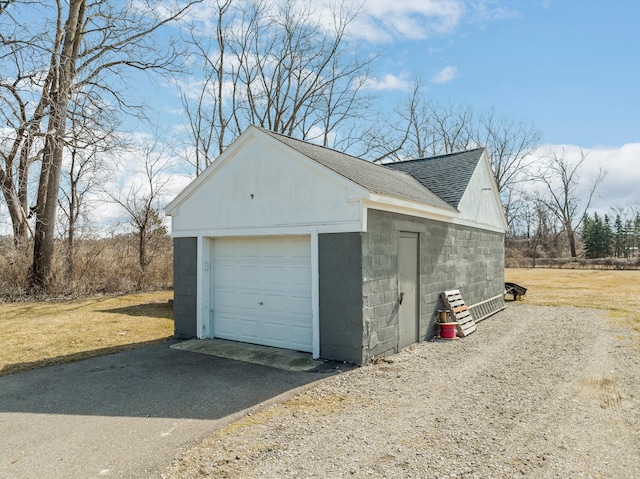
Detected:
left=582, top=212, right=613, bottom=259
left=613, top=214, right=626, bottom=257
left=582, top=213, right=597, bottom=258
left=635, top=213, right=640, bottom=258
left=603, top=214, right=613, bottom=257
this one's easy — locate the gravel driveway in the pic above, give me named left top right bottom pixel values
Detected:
left=163, top=303, right=640, bottom=479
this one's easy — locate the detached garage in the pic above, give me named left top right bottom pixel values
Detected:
left=166, top=126, right=507, bottom=365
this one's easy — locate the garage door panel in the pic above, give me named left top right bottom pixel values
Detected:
left=288, top=267, right=311, bottom=287
left=212, top=236, right=312, bottom=352
left=216, top=263, right=260, bottom=285
left=217, top=314, right=261, bottom=337
left=215, top=314, right=243, bottom=337
left=263, top=264, right=289, bottom=281
left=215, top=289, right=239, bottom=310
left=263, top=322, right=287, bottom=341
left=292, top=304, right=312, bottom=318
left=215, top=315, right=311, bottom=351
left=289, top=326, right=313, bottom=345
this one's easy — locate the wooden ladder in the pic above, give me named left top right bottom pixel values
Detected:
left=440, top=289, right=477, bottom=337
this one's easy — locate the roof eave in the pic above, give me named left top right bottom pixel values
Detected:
left=365, top=193, right=459, bottom=222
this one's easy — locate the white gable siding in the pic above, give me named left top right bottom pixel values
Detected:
left=456, top=153, right=507, bottom=231
left=170, top=136, right=365, bottom=236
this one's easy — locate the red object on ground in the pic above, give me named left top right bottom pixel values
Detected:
left=439, top=322, right=457, bottom=339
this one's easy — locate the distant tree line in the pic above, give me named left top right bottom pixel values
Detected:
left=582, top=210, right=640, bottom=259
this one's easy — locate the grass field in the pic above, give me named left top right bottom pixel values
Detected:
left=0, top=291, right=174, bottom=376
left=505, top=268, right=640, bottom=332
left=2, top=269, right=639, bottom=377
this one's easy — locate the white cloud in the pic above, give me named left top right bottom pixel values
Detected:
left=177, top=0, right=515, bottom=49
left=179, top=0, right=470, bottom=43
left=363, top=0, right=463, bottom=41
left=432, top=65, right=459, bottom=83
left=468, top=0, right=520, bottom=23
left=306, top=126, right=338, bottom=147
left=360, top=72, right=412, bottom=91
left=585, top=143, right=640, bottom=211
left=307, top=0, right=466, bottom=42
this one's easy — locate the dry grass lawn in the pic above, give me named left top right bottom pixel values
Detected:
left=505, top=268, right=640, bottom=332
left=2, top=269, right=638, bottom=377
left=0, top=291, right=174, bottom=376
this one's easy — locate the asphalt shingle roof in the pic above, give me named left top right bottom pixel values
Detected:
left=258, top=127, right=456, bottom=212
left=385, top=148, right=484, bottom=208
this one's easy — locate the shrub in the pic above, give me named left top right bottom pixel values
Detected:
left=0, top=234, right=173, bottom=299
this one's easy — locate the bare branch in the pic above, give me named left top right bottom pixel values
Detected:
left=531, top=148, right=607, bottom=257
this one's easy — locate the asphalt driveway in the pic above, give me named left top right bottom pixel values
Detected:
left=0, top=339, right=329, bottom=479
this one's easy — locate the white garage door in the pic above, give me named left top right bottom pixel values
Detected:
left=211, top=236, right=312, bottom=352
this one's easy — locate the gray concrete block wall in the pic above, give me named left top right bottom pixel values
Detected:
left=362, top=209, right=505, bottom=360
left=173, top=237, right=198, bottom=338
left=318, top=232, right=364, bottom=364
left=361, top=217, right=402, bottom=362
left=171, top=216, right=504, bottom=363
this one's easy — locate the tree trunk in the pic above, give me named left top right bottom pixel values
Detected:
left=31, top=132, right=65, bottom=289
left=67, top=192, right=76, bottom=279
left=0, top=174, right=29, bottom=247
left=29, top=0, right=86, bottom=291
left=567, top=225, right=577, bottom=258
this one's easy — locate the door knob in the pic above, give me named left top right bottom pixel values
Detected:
left=398, top=292, right=404, bottom=304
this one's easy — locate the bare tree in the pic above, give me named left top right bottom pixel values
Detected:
left=365, top=79, right=432, bottom=162
left=532, top=149, right=606, bottom=258
left=108, top=138, right=171, bottom=289
left=378, top=89, right=539, bottom=193
left=58, top=94, right=123, bottom=279
left=373, top=87, right=540, bottom=235
left=178, top=0, right=374, bottom=175
left=473, top=109, right=540, bottom=195
left=179, top=0, right=234, bottom=175
left=1, top=0, right=201, bottom=291
left=375, top=85, right=476, bottom=162
left=0, top=1, right=50, bottom=246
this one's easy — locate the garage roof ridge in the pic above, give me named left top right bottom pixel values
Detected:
left=392, top=147, right=485, bottom=164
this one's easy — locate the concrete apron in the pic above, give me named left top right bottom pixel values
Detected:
left=171, top=339, right=325, bottom=372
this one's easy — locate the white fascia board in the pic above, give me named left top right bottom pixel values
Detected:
left=364, top=193, right=505, bottom=234
left=365, top=194, right=458, bottom=223
left=310, top=232, right=320, bottom=359
left=451, top=216, right=506, bottom=234
left=170, top=219, right=364, bottom=238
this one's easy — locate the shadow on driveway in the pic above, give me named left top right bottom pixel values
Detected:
left=0, top=339, right=328, bottom=420
left=0, top=340, right=340, bottom=478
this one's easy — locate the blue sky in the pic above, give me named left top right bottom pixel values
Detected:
left=146, top=0, right=640, bottom=150
left=410, top=0, right=639, bottom=148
